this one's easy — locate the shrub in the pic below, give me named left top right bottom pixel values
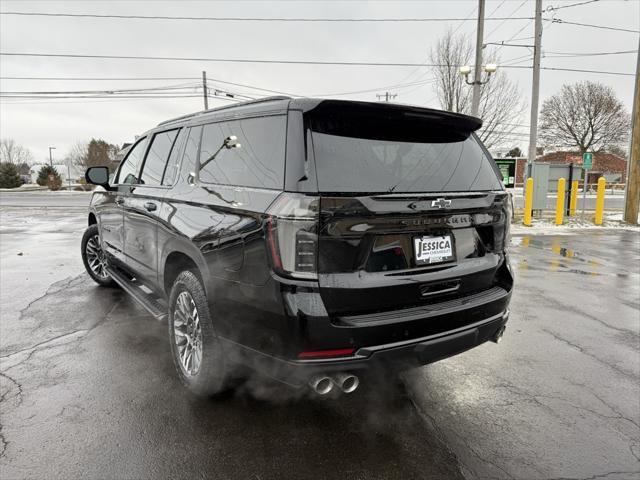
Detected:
left=36, top=165, right=62, bottom=190
left=0, top=162, right=22, bottom=188
left=0, top=162, right=21, bottom=188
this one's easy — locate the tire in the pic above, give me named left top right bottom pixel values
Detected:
left=81, top=224, right=116, bottom=287
left=168, top=270, right=229, bottom=396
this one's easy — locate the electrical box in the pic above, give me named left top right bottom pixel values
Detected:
left=527, top=163, right=549, bottom=211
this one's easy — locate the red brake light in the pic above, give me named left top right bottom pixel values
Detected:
left=298, top=348, right=356, bottom=359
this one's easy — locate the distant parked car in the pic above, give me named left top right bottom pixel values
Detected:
left=81, top=97, right=513, bottom=397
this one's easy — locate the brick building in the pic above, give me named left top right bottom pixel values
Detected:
left=512, top=152, right=627, bottom=185
left=539, top=151, right=627, bottom=184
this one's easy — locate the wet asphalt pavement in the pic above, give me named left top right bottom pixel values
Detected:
left=406, top=230, right=640, bottom=479
left=1, top=205, right=639, bottom=480
left=0, top=207, right=462, bottom=480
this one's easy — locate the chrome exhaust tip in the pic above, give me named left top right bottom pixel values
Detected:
left=308, top=375, right=334, bottom=395
left=492, top=325, right=506, bottom=344
left=333, top=372, right=360, bottom=394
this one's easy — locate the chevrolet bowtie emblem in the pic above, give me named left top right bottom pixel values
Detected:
left=431, top=198, right=452, bottom=209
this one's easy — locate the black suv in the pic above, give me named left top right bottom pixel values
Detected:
left=82, top=97, right=513, bottom=396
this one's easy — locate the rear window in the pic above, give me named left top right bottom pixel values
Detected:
left=310, top=115, right=502, bottom=193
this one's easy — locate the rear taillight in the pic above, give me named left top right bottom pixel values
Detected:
left=265, top=193, right=320, bottom=280
left=493, top=195, right=513, bottom=252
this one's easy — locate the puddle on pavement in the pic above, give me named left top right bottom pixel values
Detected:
left=512, top=235, right=602, bottom=276
left=512, top=235, right=636, bottom=278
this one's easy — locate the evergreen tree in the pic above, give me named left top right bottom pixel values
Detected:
left=0, top=162, right=22, bottom=188
left=36, top=165, right=62, bottom=189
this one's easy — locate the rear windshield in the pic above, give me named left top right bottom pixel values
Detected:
left=310, top=117, right=502, bottom=193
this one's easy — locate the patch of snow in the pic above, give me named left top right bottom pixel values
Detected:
left=511, top=213, right=640, bottom=235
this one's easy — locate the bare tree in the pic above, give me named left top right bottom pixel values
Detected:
left=429, top=30, right=526, bottom=149
left=539, top=81, right=630, bottom=153
left=0, top=138, right=34, bottom=164
left=65, top=142, right=89, bottom=167
left=430, top=31, right=472, bottom=114
left=66, top=139, right=119, bottom=170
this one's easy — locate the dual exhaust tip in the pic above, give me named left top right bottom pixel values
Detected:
left=309, top=372, right=359, bottom=395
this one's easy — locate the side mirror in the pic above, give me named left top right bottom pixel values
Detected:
left=85, top=166, right=111, bottom=189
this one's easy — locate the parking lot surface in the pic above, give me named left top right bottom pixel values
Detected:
left=407, top=230, right=640, bottom=479
left=1, top=205, right=638, bottom=480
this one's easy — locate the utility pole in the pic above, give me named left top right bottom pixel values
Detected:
left=202, top=70, right=209, bottom=110
left=376, top=92, right=397, bottom=102
left=471, top=0, right=485, bottom=117
left=48, top=146, right=55, bottom=168
left=624, top=40, right=640, bottom=225
left=526, top=0, right=543, bottom=172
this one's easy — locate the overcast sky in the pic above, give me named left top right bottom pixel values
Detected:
left=1, top=0, right=638, bottom=164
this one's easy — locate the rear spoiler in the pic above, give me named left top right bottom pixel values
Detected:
left=292, top=98, right=483, bottom=133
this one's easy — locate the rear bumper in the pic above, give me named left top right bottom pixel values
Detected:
left=222, top=309, right=509, bottom=388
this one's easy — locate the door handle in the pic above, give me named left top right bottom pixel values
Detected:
left=144, top=202, right=157, bottom=212
left=115, top=197, right=124, bottom=205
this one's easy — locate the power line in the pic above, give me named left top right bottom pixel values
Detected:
left=0, top=94, right=205, bottom=99
left=0, top=76, right=201, bottom=81
left=0, top=52, right=455, bottom=67
left=546, top=0, right=600, bottom=11
left=485, top=0, right=528, bottom=39
left=544, top=49, right=638, bottom=57
left=538, top=66, right=634, bottom=76
left=0, top=11, right=535, bottom=22
left=313, top=79, right=435, bottom=97
left=0, top=83, right=201, bottom=95
left=1, top=51, right=633, bottom=76
left=488, top=1, right=533, bottom=56
left=393, top=2, right=476, bottom=89
left=0, top=77, right=440, bottom=98
left=550, top=18, right=639, bottom=33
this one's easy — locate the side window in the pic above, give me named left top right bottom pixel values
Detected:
left=199, top=115, right=286, bottom=189
left=140, top=129, right=179, bottom=186
left=116, top=138, right=147, bottom=185
left=162, top=128, right=187, bottom=186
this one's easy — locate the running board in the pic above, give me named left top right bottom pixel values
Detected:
left=106, top=267, right=168, bottom=321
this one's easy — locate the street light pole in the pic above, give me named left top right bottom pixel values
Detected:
left=202, top=71, right=209, bottom=110
left=48, top=146, right=56, bottom=167
left=471, top=0, right=486, bottom=117
left=376, top=92, right=397, bottom=102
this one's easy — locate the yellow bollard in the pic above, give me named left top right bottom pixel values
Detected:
left=595, top=177, right=606, bottom=225
left=523, top=177, right=534, bottom=226
left=555, top=178, right=566, bottom=225
left=570, top=180, right=579, bottom=216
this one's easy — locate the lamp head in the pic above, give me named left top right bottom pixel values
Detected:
left=484, top=63, right=498, bottom=74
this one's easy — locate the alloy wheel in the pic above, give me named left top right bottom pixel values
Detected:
left=173, top=291, right=203, bottom=376
left=85, top=234, right=109, bottom=280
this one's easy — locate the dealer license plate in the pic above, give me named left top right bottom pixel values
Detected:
left=413, top=235, right=455, bottom=265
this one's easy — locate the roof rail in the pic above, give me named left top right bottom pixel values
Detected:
left=157, top=96, right=291, bottom=126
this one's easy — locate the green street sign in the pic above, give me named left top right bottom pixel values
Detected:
left=583, top=152, right=593, bottom=170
